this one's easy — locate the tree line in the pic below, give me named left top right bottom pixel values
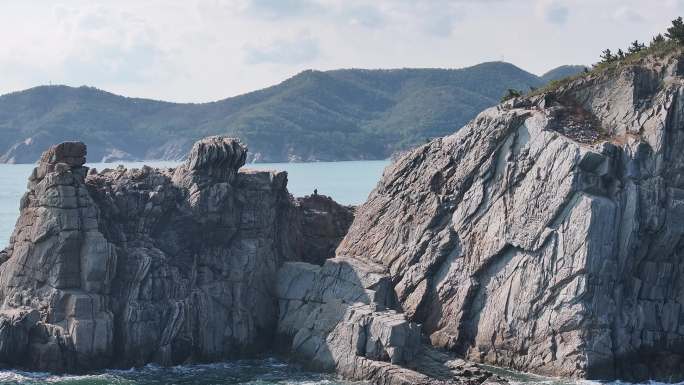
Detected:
left=502, top=16, right=684, bottom=102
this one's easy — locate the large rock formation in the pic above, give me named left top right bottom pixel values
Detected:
left=6, top=55, right=676, bottom=384
left=0, top=136, right=505, bottom=385
left=0, top=136, right=349, bottom=371
left=338, top=51, right=684, bottom=381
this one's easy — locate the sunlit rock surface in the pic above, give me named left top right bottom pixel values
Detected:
left=0, top=136, right=352, bottom=372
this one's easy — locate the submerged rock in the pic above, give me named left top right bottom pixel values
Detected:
left=337, top=52, right=684, bottom=381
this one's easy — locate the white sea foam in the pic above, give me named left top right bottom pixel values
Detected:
left=1, top=360, right=678, bottom=385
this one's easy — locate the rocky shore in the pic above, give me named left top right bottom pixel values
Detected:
left=2, top=51, right=684, bottom=384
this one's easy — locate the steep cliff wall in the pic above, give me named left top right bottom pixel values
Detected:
left=338, top=52, right=684, bottom=381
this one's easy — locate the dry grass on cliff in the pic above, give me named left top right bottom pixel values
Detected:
left=529, top=40, right=682, bottom=97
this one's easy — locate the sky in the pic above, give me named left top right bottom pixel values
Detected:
left=0, top=0, right=681, bottom=102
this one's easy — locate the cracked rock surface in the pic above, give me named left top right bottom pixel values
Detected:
left=338, top=52, right=684, bottom=381
left=276, top=258, right=506, bottom=385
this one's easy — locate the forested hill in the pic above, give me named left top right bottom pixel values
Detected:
left=540, top=65, right=588, bottom=83
left=0, top=62, right=584, bottom=164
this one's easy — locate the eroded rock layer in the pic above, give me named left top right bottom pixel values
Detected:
left=338, top=52, right=684, bottom=381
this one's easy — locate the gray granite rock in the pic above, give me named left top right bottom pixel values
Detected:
left=276, top=259, right=507, bottom=385
left=289, top=195, right=355, bottom=265
left=338, top=52, right=684, bottom=381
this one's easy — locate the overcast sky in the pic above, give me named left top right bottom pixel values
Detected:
left=0, top=0, right=681, bottom=102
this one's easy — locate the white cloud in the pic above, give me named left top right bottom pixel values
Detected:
left=343, top=5, right=386, bottom=28
left=54, top=5, right=174, bottom=85
left=613, top=6, right=645, bottom=23
left=245, top=33, right=321, bottom=65
left=536, top=0, right=569, bottom=25
left=0, top=0, right=679, bottom=102
left=245, top=0, right=325, bottom=19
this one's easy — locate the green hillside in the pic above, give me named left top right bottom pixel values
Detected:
left=0, top=62, right=554, bottom=163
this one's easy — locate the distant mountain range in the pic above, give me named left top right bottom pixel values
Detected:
left=0, top=62, right=586, bottom=164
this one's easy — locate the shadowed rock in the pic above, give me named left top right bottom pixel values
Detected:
left=290, top=195, right=355, bottom=265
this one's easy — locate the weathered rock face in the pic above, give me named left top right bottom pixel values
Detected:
left=338, top=52, right=684, bottom=381
left=0, top=135, right=510, bottom=385
left=0, top=136, right=352, bottom=372
left=276, top=258, right=505, bottom=385
left=289, top=195, right=355, bottom=265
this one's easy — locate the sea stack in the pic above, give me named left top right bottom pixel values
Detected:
left=0, top=136, right=353, bottom=372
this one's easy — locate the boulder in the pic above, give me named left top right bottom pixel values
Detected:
left=276, top=259, right=505, bottom=385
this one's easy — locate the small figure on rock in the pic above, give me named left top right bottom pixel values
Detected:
left=313, top=188, right=318, bottom=196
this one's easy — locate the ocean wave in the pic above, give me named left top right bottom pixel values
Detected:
left=481, top=364, right=684, bottom=385
left=4, top=360, right=679, bottom=385
left=0, top=358, right=346, bottom=384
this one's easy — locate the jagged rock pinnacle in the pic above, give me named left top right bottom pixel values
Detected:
left=184, top=136, right=247, bottom=179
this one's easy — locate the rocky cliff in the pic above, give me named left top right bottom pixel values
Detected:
left=0, top=137, right=352, bottom=371
left=0, top=136, right=505, bottom=385
left=3, top=55, right=673, bottom=384
left=338, top=51, right=684, bottom=381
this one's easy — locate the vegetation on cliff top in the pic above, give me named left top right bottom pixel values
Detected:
left=525, top=17, right=684, bottom=99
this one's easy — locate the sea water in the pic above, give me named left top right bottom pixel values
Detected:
left=0, top=357, right=349, bottom=384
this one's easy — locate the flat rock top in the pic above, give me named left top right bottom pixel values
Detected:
left=186, top=136, right=247, bottom=173
left=40, top=141, right=87, bottom=167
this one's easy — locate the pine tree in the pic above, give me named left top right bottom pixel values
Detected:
left=666, top=16, right=684, bottom=44
left=651, top=33, right=666, bottom=46
left=600, top=49, right=615, bottom=63
left=501, top=89, right=522, bottom=102
left=628, top=40, right=646, bottom=54
left=617, top=48, right=625, bottom=59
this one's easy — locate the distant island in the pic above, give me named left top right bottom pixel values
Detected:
left=0, top=63, right=585, bottom=164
